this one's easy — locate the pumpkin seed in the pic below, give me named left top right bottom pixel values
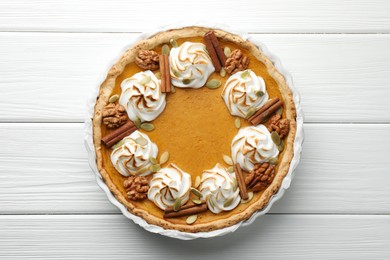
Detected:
left=173, top=197, right=181, bottom=212
left=268, top=157, right=279, bottom=165
left=206, top=79, right=221, bottom=89
left=194, top=176, right=201, bottom=188
left=149, top=164, right=161, bottom=173
left=245, top=107, right=257, bottom=119
left=241, top=192, right=254, bottom=204
left=140, top=75, right=151, bottom=85
left=224, top=46, right=231, bottom=57
left=109, top=94, right=119, bottom=103
left=224, top=196, right=234, bottom=207
left=207, top=197, right=215, bottom=209
left=240, top=70, right=250, bottom=79
left=154, top=71, right=161, bottom=79
left=223, top=154, right=233, bottom=166
left=135, top=136, right=148, bottom=146
left=161, top=44, right=170, bottom=55
left=227, top=166, right=234, bottom=173
left=235, top=117, right=241, bottom=129
left=136, top=167, right=149, bottom=175
left=159, top=151, right=169, bottom=165
left=256, top=90, right=265, bottom=97
left=278, top=140, right=284, bottom=152
left=182, top=78, right=193, bottom=85
left=232, top=177, right=238, bottom=191
left=171, top=67, right=180, bottom=77
left=134, top=117, right=141, bottom=128
left=208, top=197, right=216, bottom=210
left=140, top=122, right=155, bottom=131
left=219, top=67, right=226, bottom=77
left=186, top=215, right=198, bottom=225
left=276, top=106, right=283, bottom=116
left=149, top=157, right=158, bottom=164
left=111, top=139, right=124, bottom=150
left=271, top=131, right=281, bottom=145
left=191, top=187, right=203, bottom=198
left=170, top=38, right=178, bottom=48
left=192, top=199, right=202, bottom=205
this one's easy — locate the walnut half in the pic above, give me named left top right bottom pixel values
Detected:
left=102, top=103, right=127, bottom=128
left=123, top=176, right=149, bottom=201
left=265, top=114, right=290, bottom=139
left=135, top=50, right=160, bottom=70
left=224, top=49, right=250, bottom=74
left=245, top=163, right=275, bottom=192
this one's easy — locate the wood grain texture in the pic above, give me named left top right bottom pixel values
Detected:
left=0, top=123, right=389, bottom=214
left=0, top=123, right=118, bottom=213
left=1, top=33, right=390, bottom=122
left=0, top=215, right=389, bottom=259
left=0, top=0, right=389, bottom=33
left=1, top=0, right=389, bottom=257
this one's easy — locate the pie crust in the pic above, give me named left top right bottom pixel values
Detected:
left=92, top=26, right=297, bottom=233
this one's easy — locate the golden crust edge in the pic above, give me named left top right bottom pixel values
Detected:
left=92, top=26, right=297, bottom=233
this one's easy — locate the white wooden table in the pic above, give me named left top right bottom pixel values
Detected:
left=1, top=1, right=390, bottom=259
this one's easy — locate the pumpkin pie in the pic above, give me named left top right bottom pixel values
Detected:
left=92, top=26, right=297, bottom=233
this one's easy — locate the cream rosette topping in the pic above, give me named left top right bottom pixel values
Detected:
left=169, top=41, right=215, bottom=88
left=119, top=70, right=166, bottom=122
left=222, top=69, right=269, bottom=118
left=199, top=163, right=241, bottom=214
left=231, top=125, right=279, bottom=172
left=148, top=163, right=192, bottom=210
left=110, top=131, right=158, bottom=177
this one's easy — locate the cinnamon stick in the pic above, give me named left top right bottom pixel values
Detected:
left=204, top=33, right=221, bottom=72
left=248, top=97, right=283, bottom=125
left=163, top=202, right=208, bottom=218
left=165, top=202, right=203, bottom=214
left=234, top=164, right=249, bottom=200
left=163, top=54, right=171, bottom=92
left=248, top=98, right=279, bottom=122
left=205, top=31, right=227, bottom=66
left=101, top=121, right=137, bottom=148
left=159, top=54, right=171, bottom=93
left=159, top=54, right=167, bottom=93
left=250, top=99, right=283, bottom=125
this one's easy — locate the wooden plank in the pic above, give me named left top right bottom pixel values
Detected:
left=0, top=123, right=389, bottom=214
left=0, top=214, right=388, bottom=259
left=260, top=34, right=390, bottom=123
left=0, top=0, right=389, bottom=33
left=1, top=33, right=390, bottom=122
left=0, top=123, right=118, bottom=213
left=0, top=32, right=131, bottom=123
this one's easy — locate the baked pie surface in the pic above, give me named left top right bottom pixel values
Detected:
left=92, top=26, right=297, bottom=233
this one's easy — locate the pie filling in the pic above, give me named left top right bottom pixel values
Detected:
left=96, top=30, right=294, bottom=229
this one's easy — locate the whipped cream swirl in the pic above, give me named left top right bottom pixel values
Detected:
left=169, top=41, right=215, bottom=88
left=231, top=125, right=279, bottom=172
left=148, top=163, right=192, bottom=210
left=119, top=70, right=166, bottom=122
left=222, top=69, right=269, bottom=118
left=199, top=163, right=241, bottom=214
left=110, top=131, right=158, bottom=177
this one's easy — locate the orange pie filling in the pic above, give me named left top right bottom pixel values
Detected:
left=98, top=33, right=292, bottom=227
